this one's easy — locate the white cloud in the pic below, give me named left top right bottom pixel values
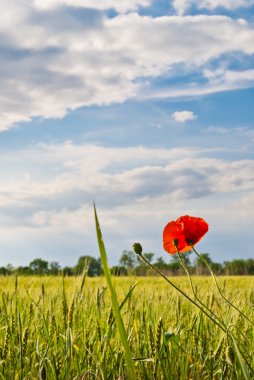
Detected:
left=206, top=126, right=254, bottom=139
left=1, top=142, right=254, bottom=218
left=33, top=0, right=152, bottom=13
left=0, top=142, right=254, bottom=265
left=203, top=68, right=254, bottom=84
left=173, top=0, right=254, bottom=15
left=0, top=5, right=254, bottom=130
left=172, top=110, right=197, bottom=122
left=144, top=68, right=254, bottom=99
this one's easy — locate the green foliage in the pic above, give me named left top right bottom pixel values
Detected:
left=111, top=265, right=128, bottom=276
left=0, top=266, right=12, bottom=275
left=141, top=252, right=154, bottom=263
left=0, top=253, right=254, bottom=277
left=49, top=261, right=61, bottom=275
left=62, top=266, right=74, bottom=276
left=194, top=253, right=212, bottom=275
left=119, top=250, right=138, bottom=272
left=29, top=258, right=49, bottom=274
left=74, top=255, right=102, bottom=276
left=154, top=256, right=167, bottom=268
left=224, top=259, right=254, bottom=275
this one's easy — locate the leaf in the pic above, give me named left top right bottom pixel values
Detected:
left=232, top=336, right=251, bottom=380
left=164, top=332, right=179, bottom=344
left=94, top=203, right=136, bottom=380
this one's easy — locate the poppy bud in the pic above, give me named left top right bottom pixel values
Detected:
left=132, top=242, right=143, bottom=255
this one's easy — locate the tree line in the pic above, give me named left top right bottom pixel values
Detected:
left=0, top=250, right=253, bottom=276
left=112, top=250, right=254, bottom=276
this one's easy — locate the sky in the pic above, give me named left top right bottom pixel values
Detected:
left=0, top=0, right=254, bottom=268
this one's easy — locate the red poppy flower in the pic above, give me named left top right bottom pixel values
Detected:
left=163, top=215, right=209, bottom=255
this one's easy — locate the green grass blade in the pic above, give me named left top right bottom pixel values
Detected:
left=232, top=336, right=251, bottom=380
left=109, top=282, right=138, bottom=329
left=93, top=204, right=136, bottom=380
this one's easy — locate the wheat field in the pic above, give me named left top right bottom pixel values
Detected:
left=0, top=275, right=253, bottom=379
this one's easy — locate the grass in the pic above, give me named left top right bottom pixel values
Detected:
left=0, top=275, right=253, bottom=379
left=94, top=204, right=136, bottom=380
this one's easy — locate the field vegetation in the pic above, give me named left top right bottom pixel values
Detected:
left=0, top=275, right=253, bottom=379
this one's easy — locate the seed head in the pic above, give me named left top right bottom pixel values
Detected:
left=132, top=242, right=143, bottom=255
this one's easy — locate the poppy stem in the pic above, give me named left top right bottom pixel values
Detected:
left=137, top=252, right=226, bottom=332
left=177, top=252, right=227, bottom=330
left=192, top=246, right=254, bottom=327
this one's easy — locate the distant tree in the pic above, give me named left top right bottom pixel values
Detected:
left=16, top=266, right=32, bottom=275
left=135, top=252, right=155, bottom=275
left=137, top=252, right=154, bottom=264
left=75, top=256, right=102, bottom=276
left=29, top=258, right=49, bottom=275
left=0, top=266, right=11, bottom=276
left=167, top=252, right=192, bottom=275
left=87, top=257, right=102, bottom=277
left=6, top=264, right=14, bottom=273
left=210, top=262, right=223, bottom=275
left=171, top=251, right=191, bottom=266
left=194, top=253, right=212, bottom=275
left=168, top=261, right=181, bottom=275
left=119, top=250, right=137, bottom=273
left=245, top=259, right=254, bottom=275
left=111, top=266, right=128, bottom=276
left=62, top=266, right=74, bottom=276
left=154, top=257, right=167, bottom=269
left=223, top=261, right=230, bottom=275
left=224, top=259, right=247, bottom=275
left=49, top=261, right=61, bottom=275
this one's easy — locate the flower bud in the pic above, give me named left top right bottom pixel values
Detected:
left=132, top=242, right=143, bottom=255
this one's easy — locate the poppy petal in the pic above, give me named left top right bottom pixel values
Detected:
left=163, top=215, right=208, bottom=255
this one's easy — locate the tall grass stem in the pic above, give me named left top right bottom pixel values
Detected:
left=94, top=204, right=137, bottom=380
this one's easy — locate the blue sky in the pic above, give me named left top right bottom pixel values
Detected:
left=0, top=0, right=254, bottom=267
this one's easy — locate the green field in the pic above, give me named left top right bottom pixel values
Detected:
left=0, top=275, right=253, bottom=379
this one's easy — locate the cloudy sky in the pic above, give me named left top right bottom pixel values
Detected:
left=0, top=0, right=254, bottom=267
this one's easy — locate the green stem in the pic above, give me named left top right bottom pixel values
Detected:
left=177, top=253, right=226, bottom=330
left=192, top=247, right=254, bottom=327
left=137, top=253, right=226, bottom=332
